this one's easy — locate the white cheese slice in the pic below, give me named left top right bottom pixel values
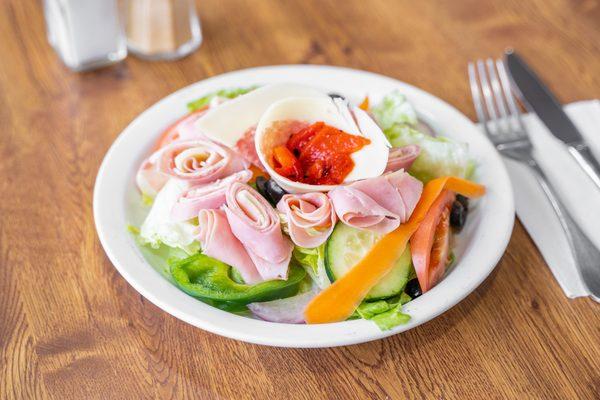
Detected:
left=194, top=83, right=327, bottom=147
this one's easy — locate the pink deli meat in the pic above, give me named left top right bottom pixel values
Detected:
left=234, top=127, right=265, bottom=170
left=328, top=170, right=423, bottom=234
left=135, top=111, right=208, bottom=196
left=170, top=170, right=252, bottom=221
left=196, top=209, right=262, bottom=284
left=224, top=182, right=293, bottom=281
left=156, top=139, right=249, bottom=184
left=385, top=145, right=420, bottom=173
left=136, top=155, right=170, bottom=197
left=276, top=192, right=337, bottom=248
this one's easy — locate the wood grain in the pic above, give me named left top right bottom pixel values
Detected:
left=1, top=0, right=599, bottom=398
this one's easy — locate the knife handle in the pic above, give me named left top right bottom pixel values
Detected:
left=568, top=144, right=600, bottom=190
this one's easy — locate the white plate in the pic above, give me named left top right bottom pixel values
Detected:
left=94, top=65, right=514, bottom=348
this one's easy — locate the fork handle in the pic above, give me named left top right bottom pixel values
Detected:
left=528, top=160, right=600, bottom=299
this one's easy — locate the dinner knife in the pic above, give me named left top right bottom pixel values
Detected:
left=505, top=49, right=600, bottom=190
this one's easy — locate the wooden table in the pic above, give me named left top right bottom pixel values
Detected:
left=1, top=0, right=599, bottom=398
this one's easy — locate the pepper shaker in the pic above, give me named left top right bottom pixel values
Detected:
left=124, top=0, right=203, bottom=60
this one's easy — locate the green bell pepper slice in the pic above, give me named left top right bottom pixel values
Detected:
left=170, top=253, right=306, bottom=304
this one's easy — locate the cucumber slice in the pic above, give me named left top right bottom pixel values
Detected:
left=325, top=223, right=413, bottom=300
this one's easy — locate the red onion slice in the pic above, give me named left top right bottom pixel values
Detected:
left=248, top=287, right=319, bottom=324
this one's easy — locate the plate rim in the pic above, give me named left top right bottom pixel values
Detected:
left=93, top=64, right=515, bottom=348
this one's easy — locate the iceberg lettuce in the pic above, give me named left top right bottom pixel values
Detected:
left=187, top=86, right=258, bottom=111
left=292, top=244, right=331, bottom=289
left=139, top=179, right=200, bottom=255
left=385, top=124, right=473, bottom=182
left=372, top=91, right=474, bottom=182
left=371, top=90, right=417, bottom=130
left=356, top=293, right=412, bottom=330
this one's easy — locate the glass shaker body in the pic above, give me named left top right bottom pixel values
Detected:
left=43, top=0, right=127, bottom=71
left=124, top=0, right=202, bottom=61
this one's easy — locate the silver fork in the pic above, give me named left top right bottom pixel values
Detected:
left=468, top=58, right=600, bottom=299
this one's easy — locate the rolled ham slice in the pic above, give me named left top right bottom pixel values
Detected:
left=276, top=192, right=336, bottom=248
left=136, top=155, right=169, bottom=197
left=157, top=139, right=249, bottom=184
left=385, top=145, right=420, bottom=173
left=224, top=182, right=293, bottom=280
left=170, top=170, right=252, bottom=221
left=135, top=113, right=209, bottom=197
left=328, top=170, right=423, bottom=234
left=175, top=112, right=208, bottom=141
left=197, top=209, right=262, bottom=284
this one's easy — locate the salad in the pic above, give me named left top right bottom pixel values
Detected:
left=131, top=83, right=485, bottom=330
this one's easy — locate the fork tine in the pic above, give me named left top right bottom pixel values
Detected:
left=476, top=59, right=499, bottom=134
left=486, top=59, right=510, bottom=127
left=496, top=59, right=527, bottom=135
left=468, top=62, right=491, bottom=135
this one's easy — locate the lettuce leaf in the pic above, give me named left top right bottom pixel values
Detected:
left=187, top=86, right=258, bottom=111
left=356, top=293, right=412, bottom=330
left=372, top=90, right=475, bottom=182
left=128, top=225, right=189, bottom=279
left=292, top=244, right=331, bottom=289
left=385, top=124, right=473, bottom=182
left=139, top=179, right=200, bottom=255
left=371, top=90, right=417, bottom=130
left=370, top=304, right=411, bottom=330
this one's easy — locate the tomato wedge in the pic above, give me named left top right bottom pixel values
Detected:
left=410, top=190, right=455, bottom=293
left=152, top=107, right=207, bottom=151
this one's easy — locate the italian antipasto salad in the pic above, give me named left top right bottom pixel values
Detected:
left=130, top=84, right=485, bottom=330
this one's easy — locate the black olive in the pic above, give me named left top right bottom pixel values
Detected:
left=265, top=179, right=288, bottom=205
left=405, top=279, right=422, bottom=299
left=456, top=194, right=469, bottom=211
left=450, top=200, right=467, bottom=231
left=328, top=92, right=346, bottom=100
left=255, top=176, right=269, bottom=199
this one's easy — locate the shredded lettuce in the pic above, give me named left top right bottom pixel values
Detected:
left=187, top=86, right=258, bottom=111
left=372, top=91, right=475, bottom=182
left=371, top=91, right=418, bottom=130
left=139, top=179, right=200, bottom=255
left=292, top=245, right=331, bottom=289
left=370, top=304, right=411, bottom=330
left=385, top=124, right=473, bottom=182
left=129, top=226, right=189, bottom=279
left=141, top=193, right=154, bottom=206
left=127, top=224, right=140, bottom=235
left=356, top=293, right=412, bottom=330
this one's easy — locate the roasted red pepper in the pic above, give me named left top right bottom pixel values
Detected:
left=273, top=122, right=370, bottom=185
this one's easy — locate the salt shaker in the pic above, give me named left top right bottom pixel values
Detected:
left=124, top=0, right=203, bottom=60
left=43, top=0, right=127, bottom=72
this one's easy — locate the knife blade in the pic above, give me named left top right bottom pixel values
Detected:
left=505, top=49, right=600, bottom=190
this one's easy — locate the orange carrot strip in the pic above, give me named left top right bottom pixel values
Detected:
left=304, top=176, right=485, bottom=324
left=358, top=96, right=370, bottom=111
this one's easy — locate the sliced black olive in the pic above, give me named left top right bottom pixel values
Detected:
left=450, top=200, right=467, bottom=231
left=405, top=279, right=422, bottom=299
left=456, top=194, right=469, bottom=211
left=255, top=176, right=269, bottom=200
left=328, top=92, right=345, bottom=100
left=265, top=179, right=288, bottom=205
